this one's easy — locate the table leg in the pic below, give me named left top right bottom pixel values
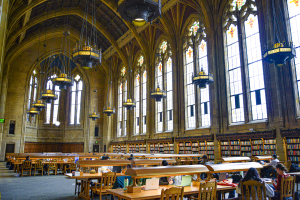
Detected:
left=78, top=178, right=90, bottom=200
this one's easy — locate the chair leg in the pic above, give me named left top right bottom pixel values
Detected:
left=42, top=169, right=43, bottom=176
left=29, top=169, right=31, bottom=176
left=21, top=169, right=23, bottom=177
left=34, top=169, right=36, bottom=176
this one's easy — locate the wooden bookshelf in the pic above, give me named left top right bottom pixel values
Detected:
left=127, top=141, right=145, bottom=153
left=217, top=131, right=276, bottom=158
left=281, top=129, right=300, bottom=163
left=111, top=142, right=127, bottom=153
left=148, top=139, right=173, bottom=154
left=176, top=135, right=214, bottom=160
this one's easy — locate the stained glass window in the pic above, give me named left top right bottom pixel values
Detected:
left=156, top=62, right=163, bottom=132
left=166, top=57, right=173, bottom=131
left=161, top=41, right=168, bottom=53
left=185, top=46, right=196, bottom=128
left=121, top=67, right=126, bottom=76
left=231, top=0, right=246, bottom=9
left=245, top=14, right=267, bottom=120
left=135, top=75, right=140, bottom=135
left=138, top=56, right=144, bottom=66
left=190, top=22, right=199, bottom=36
left=226, top=24, right=245, bottom=122
left=198, top=40, right=211, bottom=126
left=288, top=0, right=300, bottom=104
left=142, top=71, right=147, bottom=134
left=124, top=81, right=127, bottom=136
left=70, top=77, right=82, bottom=125
left=118, top=83, right=123, bottom=137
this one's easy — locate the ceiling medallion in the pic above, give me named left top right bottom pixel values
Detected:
left=52, top=73, right=72, bottom=90
left=263, top=42, right=296, bottom=67
left=150, top=85, right=166, bottom=102
left=89, top=111, right=100, bottom=121
left=40, top=89, right=58, bottom=103
left=192, top=68, right=214, bottom=89
left=27, top=107, right=39, bottom=117
left=118, top=0, right=161, bottom=26
left=32, top=100, right=46, bottom=111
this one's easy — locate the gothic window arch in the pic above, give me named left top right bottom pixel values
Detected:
left=70, top=74, right=83, bottom=125
left=133, top=55, right=146, bottom=135
left=27, top=70, right=38, bottom=122
left=223, top=0, right=267, bottom=123
left=183, top=20, right=211, bottom=129
left=117, top=66, right=127, bottom=137
left=155, top=40, right=173, bottom=133
left=287, top=0, right=300, bottom=107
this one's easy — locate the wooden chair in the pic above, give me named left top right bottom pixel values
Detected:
left=161, top=186, right=184, bottom=200
left=65, top=163, right=77, bottom=173
left=193, top=158, right=199, bottom=165
left=91, top=172, right=116, bottom=200
left=241, top=180, right=266, bottom=200
left=34, top=160, right=44, bottom=176
left=189, top=181, right=217, bottom=200
left=176, top=158, right=182, bottom=165
left=48, top=162, right=57, bottom=175
left=74, top=178, right=81, bottom=196
left=21, top=161, right=32, bottom=177
left=278, top=176, right=295, bottom=200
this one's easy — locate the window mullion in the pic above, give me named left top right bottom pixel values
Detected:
left=162, top=59, right=167, bottom=132
left=237, top=15, right=250, bottom=123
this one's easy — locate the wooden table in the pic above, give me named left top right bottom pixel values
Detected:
left=65, top=172, right=123, bottom=200
left=220, top=157, right=251, bottom=163
left=107, top=184, right=236, bottom=200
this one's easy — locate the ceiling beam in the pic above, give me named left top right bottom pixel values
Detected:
left=18, top=0, right=32, bottom=44
left=6, top=7, right=127, bottom=66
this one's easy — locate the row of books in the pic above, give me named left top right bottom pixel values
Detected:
left=241, top=147, right=251, bottom=151
left=286, top=138, right=300, bottom=143
left=287, top=144, right=300, bottom=149
left=287, top=150, right=300, bottom=155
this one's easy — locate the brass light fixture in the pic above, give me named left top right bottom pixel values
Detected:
left=32, top=100, right=46, bottom=111
left=52, top=73, right=72, bottom=90
left=73, top=0, right=101, bottom=69
left=40, top=89, right=58, bottom=103
left=27, top=107, right=39, bottom=117
left=89, top=109, right=100, bottom=121
left=117, top=0, right=161, bottom=26
left=150, top=85, right=166, bottom=102
left=192, top=68, right=214, bottom=89
left=263, top=0, right=296, bottom=67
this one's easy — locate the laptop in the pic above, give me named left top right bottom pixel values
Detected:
left=176, top=175, right=192, bottom=187
left=144, top=179, right=160, bottom=190
left=219, top=173, right=228, bottom=181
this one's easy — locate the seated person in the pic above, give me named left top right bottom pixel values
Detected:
left=271, top=163, right=290, bottom=197
left=263, top=154, right=279, bottom=178
left=159, top=160, right=174, bottom=185
left=236, top=167, right=274, bottom=199
left=25, top=156, right=31, bottom=161
left=99, top=156, right=113, bottom=172
left=128, top=154, right=134, bottom=160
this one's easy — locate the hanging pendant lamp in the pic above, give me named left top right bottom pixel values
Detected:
left=27, top=107, right=39, bottom=117
left=263, top=42, right=295, bottom=67
left=150, top=85, right=166, bottom=102
left=89, top=109, right=100, bottom=121
left=52, top=73, right=72, bottom=90
left=40, top=89, right=58, bottom=103
left=32, top=100, right=46, bottom=111
left=118, top=0, right=161, bottom=26
left=192, top=68, right=214, bottom=89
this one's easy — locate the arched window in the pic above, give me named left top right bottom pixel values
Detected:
left=142, top=70, right=147, bottom=134
left=224, top=0, right=267, bottom=123
left=155, top=41, right=173, bottom=133
left=70, top=75, right=82, bottom=125
left=118, top=83, right=123, bottom=137
left=134, top=74, right=140, bottom=135
left=118, top=66, right=127, bottom=137
left=45, top=74, right=61, bottom=125
left=184, top=21, right=211, bottom=129
left=288, top=0, right=300, bottom=104
left=27, top=70, right=38, bottom=121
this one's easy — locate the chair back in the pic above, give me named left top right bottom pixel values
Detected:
left=198, top=181, right=217, bottom=200
left=193, top=158, right=199, bottom=165
left=176, top=158, right=181, bottom=165
left=160, top=187, right=184, bottom=200
left=49, top=162, right=56, bottom=168
left=286, top=161, right=292, bottom=172
left=36, top=160, right=44, bottom=168
left=241, top=180, right=266, bottom=200
left=280, top=176, right=295, bottom=200
left=101, top=172, right=117, bottom=189
left=23, top=161, right=32, bottom=169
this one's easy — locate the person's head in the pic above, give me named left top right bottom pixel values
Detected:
left=276, top=163, right=288, bottom=175
left=130, top=154, right=134, bottom=158
left=243, top=167, right=261, bottom=182
left=26, top=156, right=30, bottom=160
left=202, top=155, right=208, bottom=161
left=162, top=160, right=169, bottom=166
left=272, top=154, right=277, bottom=160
